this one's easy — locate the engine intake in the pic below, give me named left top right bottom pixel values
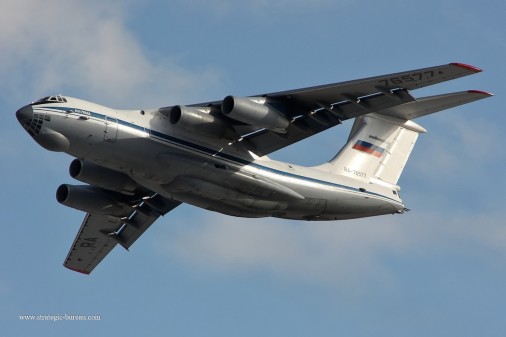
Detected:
left=69, top=159, right=137, bottom=195
left=221, top=96, right=289, bottom=133
left=56, top=184, right=129, bottom=216
left=169, top=105, right=232, bottom=139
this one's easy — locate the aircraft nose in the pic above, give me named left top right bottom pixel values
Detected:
left=16, top=105, right=33, bottom=122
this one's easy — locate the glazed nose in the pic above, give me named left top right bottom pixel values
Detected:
left=16, top=105, right=33, bottom=122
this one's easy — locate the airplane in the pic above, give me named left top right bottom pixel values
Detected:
left=16, top=62, right=491, bottom=275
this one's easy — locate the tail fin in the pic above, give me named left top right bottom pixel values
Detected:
left=324, top=113, right=426, bottom=186
left=318, top=90, right=491, bottom=187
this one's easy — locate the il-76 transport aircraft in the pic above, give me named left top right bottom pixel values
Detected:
left=16, top=63, right=491, bottom=274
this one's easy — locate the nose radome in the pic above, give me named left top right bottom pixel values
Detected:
left=16, top=105, right=33, bottom=122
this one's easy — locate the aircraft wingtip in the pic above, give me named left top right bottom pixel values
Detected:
left=450, top=62, right=483, bottom=73
left=467, top=90, right=494, bottom=96
left=64, top=265, right=91, bottom=275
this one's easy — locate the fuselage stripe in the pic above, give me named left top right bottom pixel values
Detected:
left=37, top=105, right=402, bottom=205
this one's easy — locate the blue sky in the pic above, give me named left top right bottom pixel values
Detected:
left=1, top=0, right=505, bottom=336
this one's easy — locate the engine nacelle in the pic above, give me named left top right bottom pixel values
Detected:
left=169, top=105, right=231, bottom=139
left=221, top=96, right=289, bottom=133
left=56, top=184, right=129, bottom=216
left=69, top=159, right=137, bottom=195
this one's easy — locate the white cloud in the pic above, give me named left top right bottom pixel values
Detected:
left=0, top=0, right=222, bottom=107
left=155, top=209, right=506, bottom=292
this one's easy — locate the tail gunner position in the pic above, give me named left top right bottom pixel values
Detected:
left=16, top=63, right=492, bottom=274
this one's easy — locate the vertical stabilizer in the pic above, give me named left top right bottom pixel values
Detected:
left=324, top=113, right=426, bottom=186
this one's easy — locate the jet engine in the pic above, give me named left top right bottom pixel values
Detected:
left=168, top=105, right=232, bottom=139
left=69, top=159, right=137, bottom=195
left=56, top=184, right=130, bottom=216
left=221, top=96, right=289, bottom=133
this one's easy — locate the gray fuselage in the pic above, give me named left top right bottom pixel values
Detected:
left=17, top=96, right=404, bottom=220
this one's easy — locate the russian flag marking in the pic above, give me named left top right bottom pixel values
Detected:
left=352, top=140, right=385, bottom=158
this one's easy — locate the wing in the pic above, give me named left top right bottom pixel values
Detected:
left=64, top=193, right=180, bottom=275
left=378, top=90, right=493, bottom=120
left=176, top=63, right=483, bottom=156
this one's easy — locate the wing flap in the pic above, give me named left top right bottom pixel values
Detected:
left=107, top=197, right=181, bottom=249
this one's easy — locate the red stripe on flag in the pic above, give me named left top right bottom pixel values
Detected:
left=352, top=144, right=383, bottom=158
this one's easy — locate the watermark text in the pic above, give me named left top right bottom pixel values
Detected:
left=19, top=314, right=101, bottom=322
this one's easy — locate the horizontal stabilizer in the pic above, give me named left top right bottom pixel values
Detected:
left=378, top=90, right=493, bottom=120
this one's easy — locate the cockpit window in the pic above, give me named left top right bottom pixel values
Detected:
left=32, top=95, right=67, bottom=105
